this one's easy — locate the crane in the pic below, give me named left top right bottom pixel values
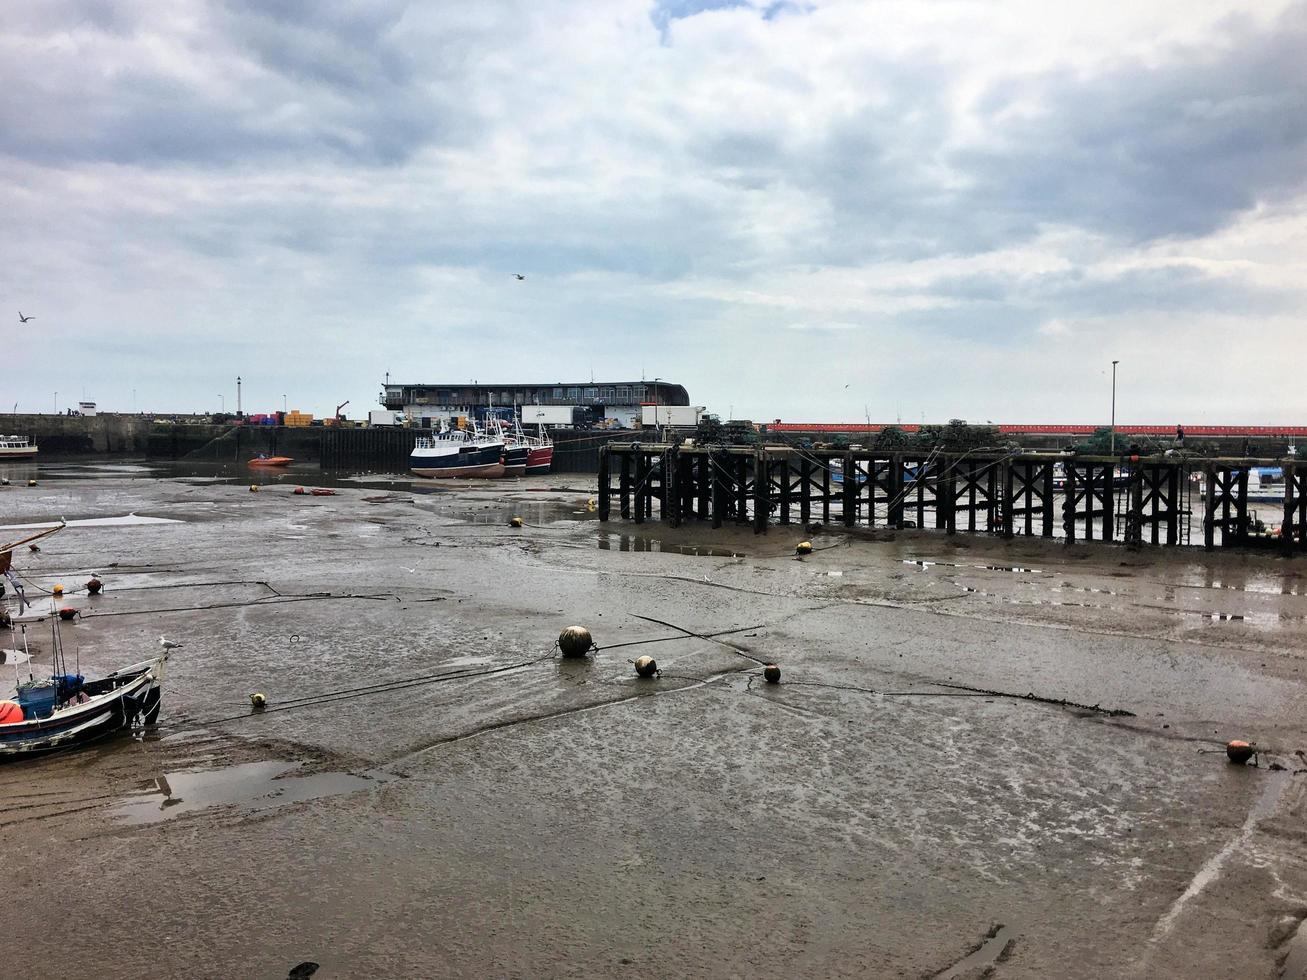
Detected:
left=335, top=400, right=350, bottom=420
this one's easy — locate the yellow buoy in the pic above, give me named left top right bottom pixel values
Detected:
left=763, top=664, right=781, bottom=684
left=250, top=693, right=268, bottom=711
left=249, top=484, right=260, bottom=492
left=52, top=584, right=64, bottom=596
left=27, top=480, right=37, bottom=487
left=510, top=516, right=524, bottom=528
left=634, top=655, right=658, bottom=678
left=558, top=625, right=594, bottom=658
left=585, top=497, right=598, bottom=513
left=795, top=541, right=813, bottom=555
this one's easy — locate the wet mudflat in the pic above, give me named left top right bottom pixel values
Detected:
left=2, top=464, right=1307, bottom=979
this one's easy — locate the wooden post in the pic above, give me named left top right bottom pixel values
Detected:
left=619, top=451, right=631, bottom=520
left=711, top=452, right=725, bottom=529
left=1063, top=463, right=1077, bottom=545
left=736, top=455, right=749, bottom=522
left=597, top=445, right=611, bottom=521
left=1203, top=465, right=1217, bottom=551
left=799, top=458, right=812, bottom=527
left=753, top=450, right=768, bottom=534
left=779, top=454, right=792, bottom=525
left=1234, top=467, right=1249, bottom=546
left=999, top=459, right=1013, bottom=539
left=888, top=454, right=904, bottom=529
left=822, top=456, right=831, bottom=524
left=938, top=459, right=956, bottom=535
left=842, top=450, right=856, bottom=527
left=633, top=450, right=648, bottom=524
left=664, top=447, right=678, bottom=526
left=1284, top=463, right=1298, bottom=556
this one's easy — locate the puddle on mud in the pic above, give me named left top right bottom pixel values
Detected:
left=598, top=534, right=743, bottom=558
left=903, top=559, right=1042, bottom=574
left=112, top=760, right=388, bottom=825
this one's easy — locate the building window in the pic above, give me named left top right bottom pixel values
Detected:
left=567, top=387, right=579, bottom=400
left=584, top=387, right=597, bottom=400
left=553, top=388, right=564, bottom=400
left=617, top=386, right=630, bottom=402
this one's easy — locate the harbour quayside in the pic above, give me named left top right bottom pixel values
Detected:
left=0, top=525, right=168, bottom=760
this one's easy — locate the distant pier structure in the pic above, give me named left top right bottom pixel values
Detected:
left=598, top=444, right=1307, bottom=553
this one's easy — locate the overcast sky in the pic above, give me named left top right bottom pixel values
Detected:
left=3, top=0, right=1305, bottom=423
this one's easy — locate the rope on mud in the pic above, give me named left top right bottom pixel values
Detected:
left=776, top=677, right=1135, bottom=717
left=190, top=652, right=560, bottom=726
left=78, top=592, right=402, bottom=619
left=627, top=613, right=770, bottom=666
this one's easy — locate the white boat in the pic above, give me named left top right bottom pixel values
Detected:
left=0, top=435, right=37, bottom=460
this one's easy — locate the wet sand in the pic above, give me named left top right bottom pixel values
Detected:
left=3, top=465, right=1307, bottom=979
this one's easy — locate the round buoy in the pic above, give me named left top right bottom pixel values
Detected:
left=57, top=607, right=77, bottom=621
left=250, top=692, right=268, bottom=711
left=0, top=700, right=24, bottom=725
left=795, top=541, right=813, bottom=556
left=763, top=664, right=781, bottom=684
left=27, top=480, right=37, bottom=487
left=52, top=584, right=64, bottom=595
left=293, top=486, right=306, bottom=495
left=86, top=577, right=103, bottom=595
left=510, top=516, right=524, bottom=528
left=1226, top=740, right=1255, bottom=764
left=249, top=484, right=260, bottom=493
left=634, top=655, right=658, bottom=678
left=558, top=625, right=594, bottom=658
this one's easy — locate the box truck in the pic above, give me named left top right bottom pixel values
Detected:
left=369, top=410, right=402, bottom=427
left=640, top=405, right=704, bottom=427
left=522, top=405, right=577, bottom=427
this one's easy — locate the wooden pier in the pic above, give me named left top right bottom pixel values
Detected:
left=597, top=444, right=1307, bottom=554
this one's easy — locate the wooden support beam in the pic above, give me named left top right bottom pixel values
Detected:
left=1203, top=466, right=1217, bottom=551
left=664, top=447, right=678, bottom=527
left=794, top=459, right=805, bottom=530
left=842, top=451, right=856, bottom=527
left=619, top=451, right=631, bottom=521
left=888, top=454, right=904, bottom=529
left=633, top=451, right=648, bottom=525
left=753, top=450, right=769, bottom=534
left=711, top=452, right=725, bottom=529
left=597, top=445, right=611, bottom=521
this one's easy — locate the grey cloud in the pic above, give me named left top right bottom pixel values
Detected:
left=959, top=5, right=1307, bottom=243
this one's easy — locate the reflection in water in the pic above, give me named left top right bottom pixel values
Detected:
left=597, top=534, right=743, bottom=558
left=114, top=761, right=385, bottom=825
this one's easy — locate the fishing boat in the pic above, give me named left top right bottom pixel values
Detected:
left=0, top=435, right=38, bottom=460
left=410, top=424, right=505, bottom=479
left=0, top=655, right=167, bottom=760
left=488, top=420, right=528, bottom=477
left=518, top=422, right=554, bottom=475
left=248, top=454, right=294, bottom=467
left=0, top=524, right=168, bottom=760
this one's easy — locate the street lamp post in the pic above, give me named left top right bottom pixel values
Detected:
left=1110, top=360, right=1119, bottom=454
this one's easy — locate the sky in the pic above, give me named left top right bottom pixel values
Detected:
left=2, top=0, right=1306, bottom=424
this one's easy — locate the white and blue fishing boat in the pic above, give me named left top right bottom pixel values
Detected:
left=1, top=525, right=168, bottom=760
left=409, top=424, right=505, bottom=479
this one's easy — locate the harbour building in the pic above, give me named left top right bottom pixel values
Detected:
left=379, top=380, right=691, bottom=429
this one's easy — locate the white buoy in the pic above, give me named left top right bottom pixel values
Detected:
left=558, top=625, right=594, bottom=658
left=634, top=655, right=658, bottom=678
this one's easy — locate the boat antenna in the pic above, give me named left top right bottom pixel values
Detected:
left=21, top=624, right=33, bottom=682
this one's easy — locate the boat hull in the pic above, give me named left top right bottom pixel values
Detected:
left=248, top=457, right=293, bottom=467
left=410, top=442, right=506, bottom=479
left=0, top=659, right=164, bottom=761
left=503, top=445, right=529, bottom=477
left=0, top=450, right=38, bottom=460
left=526, top=446, right=554, bottom=475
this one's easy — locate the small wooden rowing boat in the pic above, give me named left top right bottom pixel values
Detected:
left=249, top=455, right=293, bottom=467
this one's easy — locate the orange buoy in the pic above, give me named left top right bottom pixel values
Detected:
left=293, top=486, right=306, bottom=495
left=58, top=607, right=77, bottom=621
left=0, top=701, right=24, bottom=725
left=1226, top=740, right=1255, bottom=764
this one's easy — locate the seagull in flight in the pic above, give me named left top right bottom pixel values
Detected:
left=514, top=274, right=525, bottom=281
left=18, top=312, right=34, bottom=323
left=159, top=635, right=184, bottom=650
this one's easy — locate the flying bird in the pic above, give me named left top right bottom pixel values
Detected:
left=159, top=636, right=184, bottom=650
left=18, top=312, right=34, bottom=323
left=514, top=274, right=525, bottom=281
